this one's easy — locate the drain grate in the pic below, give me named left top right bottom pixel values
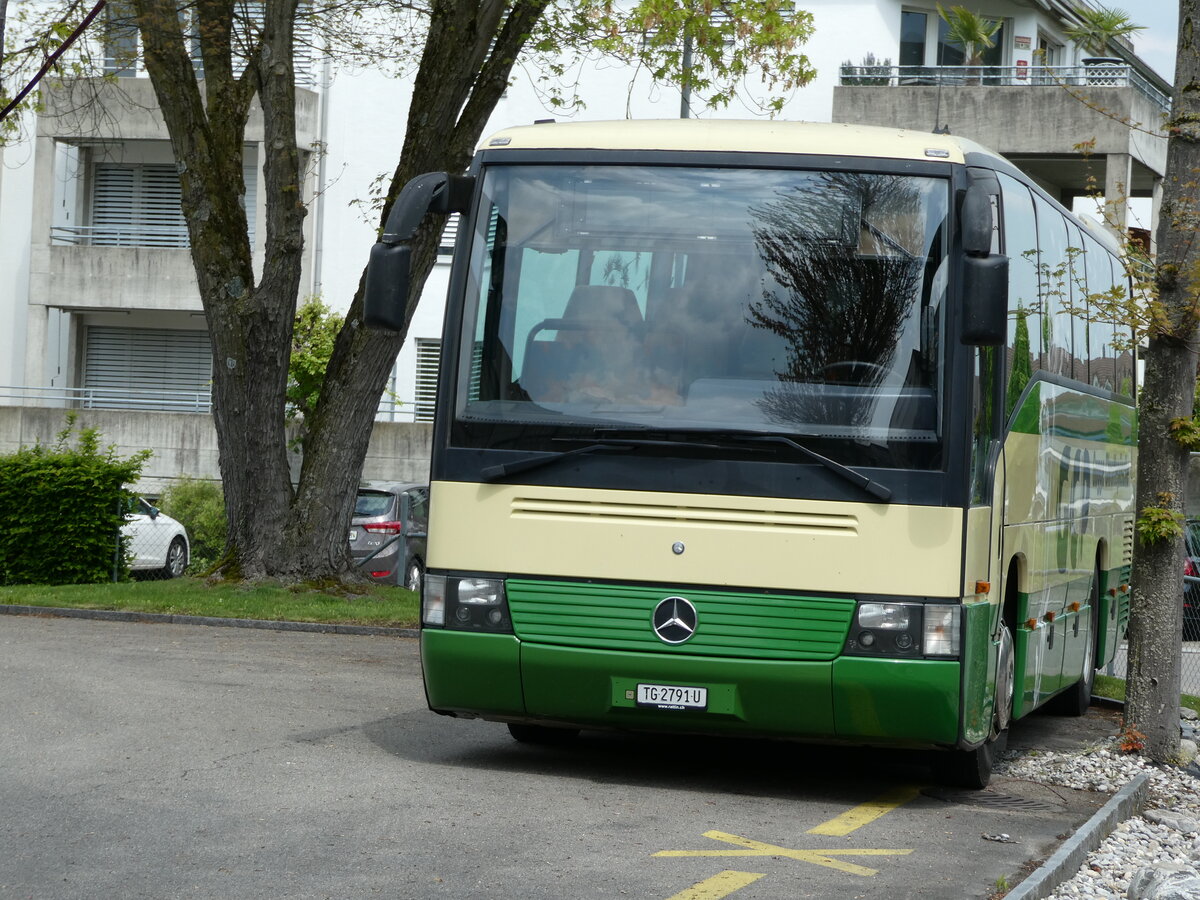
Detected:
left=923, top=788, right=1059, bottom=812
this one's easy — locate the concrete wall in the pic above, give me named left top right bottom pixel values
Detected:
left=0, top=406, right=432, bottom=495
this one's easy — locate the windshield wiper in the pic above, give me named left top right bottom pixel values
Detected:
left=595, top=427, right=893, bottom=502
left=480, top=437, right=769, bottom=483
left=722, top=433, right=893, bottom=502
left=481, top=442, right=635, bottom=482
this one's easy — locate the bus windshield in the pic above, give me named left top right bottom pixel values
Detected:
left=456, top=164, right=950, bottom=470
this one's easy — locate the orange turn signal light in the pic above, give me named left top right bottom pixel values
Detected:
left=1025, top=618, right=1038, bottom=630
left=1044, top=611, right=1056, bottom=622
left=1069, top=601, right=1081, bottom=612
left=975, top=581, right=990, bottom=594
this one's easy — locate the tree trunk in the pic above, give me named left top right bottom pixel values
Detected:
left=279, top=0, right=550, bottom=575
left=135, top=0, right=306, bottom=578
left=1125, top=0, right=1199, bottom=763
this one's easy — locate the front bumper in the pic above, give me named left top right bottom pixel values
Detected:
left=421, top=630, right=961, bottom=747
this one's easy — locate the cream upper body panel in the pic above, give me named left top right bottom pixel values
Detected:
left=429, top=481, right=965, bottom=598
left=478, top=119, right=986, bottom=165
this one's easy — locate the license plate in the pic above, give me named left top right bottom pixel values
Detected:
left=636, top=683, right=707, bottom=710
left=348, top=529, right=358, bottom=541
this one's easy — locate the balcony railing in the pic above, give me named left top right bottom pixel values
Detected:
left=838, top=64, right=1171, bottom=115
left=0, top=385, right=430, bottom=421
left=50, top=224, right=192, bottom=248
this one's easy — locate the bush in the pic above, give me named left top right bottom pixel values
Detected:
left=160, top=476, right=226, bottom=573
left=0, top=414, right=150, bottom=585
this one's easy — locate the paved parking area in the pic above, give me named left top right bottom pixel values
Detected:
left=1, top=615, right=1108, bottom=900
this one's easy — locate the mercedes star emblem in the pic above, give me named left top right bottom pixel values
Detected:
left=652, top=596, right=698, bottom=644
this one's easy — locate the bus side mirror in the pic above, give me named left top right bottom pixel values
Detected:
left=961, top=254, right=1008, bottom=345
left=364, top=172, right=475, bottom=332
left=365, top=243, right=413, bottom=331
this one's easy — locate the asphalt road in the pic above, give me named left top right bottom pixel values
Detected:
left=0, top=615, right=1110, bottom=900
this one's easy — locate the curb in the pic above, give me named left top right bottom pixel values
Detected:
left=1003, top=769, right=1152, bottom=900
left=0, top=603, right=419, bottom=638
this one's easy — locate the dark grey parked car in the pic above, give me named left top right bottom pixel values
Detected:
left=349, top=482, right=429, bottom=591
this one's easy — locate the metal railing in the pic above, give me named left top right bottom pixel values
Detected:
left=0, top=384, right=430, bottom=422
left=50, top=224, right=191, bottom=249
left=838, top=63, right=1171, bottom=115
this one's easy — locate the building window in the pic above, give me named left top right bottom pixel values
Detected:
left=83, top=326, right=213, bottom=412
left=91, top=164, right=188, bottom=247
left=85, top=160, right=257, bottom=248
left=900, top=11, right=927, bottom=67
left=937, top=14, right=1006, bottom=66
left=414, top=338, right=441, bottom=422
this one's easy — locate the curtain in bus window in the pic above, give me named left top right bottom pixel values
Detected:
left=998, top=173, right=1040, bottom=418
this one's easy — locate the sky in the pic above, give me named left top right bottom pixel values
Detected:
left=1135, top=3, right=1178, bottom=82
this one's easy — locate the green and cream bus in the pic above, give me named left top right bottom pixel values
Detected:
left=365, top=120, right=1135, bottom=787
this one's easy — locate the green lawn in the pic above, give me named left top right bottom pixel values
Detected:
left=1096, top=673, right=1200, bottom=716
left=0, top=577, right=420, bottom=628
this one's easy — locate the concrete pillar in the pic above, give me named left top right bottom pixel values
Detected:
left=23, top=303, right=50, bottom=396
left=1103, top=153, right=1133, bottom=239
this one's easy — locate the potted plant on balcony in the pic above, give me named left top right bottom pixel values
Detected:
left=936, top=4, right=1001, bottom=85
left=1063, top=5, right=1144, bottom=84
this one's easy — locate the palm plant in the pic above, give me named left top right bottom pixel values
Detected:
left=1063, top=5, right=1144, bottom=59
left=936, top=4, right=1001, bottom=67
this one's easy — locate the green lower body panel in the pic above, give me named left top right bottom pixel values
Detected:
left=421, top=630, right=525, bottom=716
left=423, top=630, right=963, bottom=747
left=831, top=658, right=961, bottom=745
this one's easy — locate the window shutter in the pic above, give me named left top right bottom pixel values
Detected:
left=414, top=338, right=441, bottom=422
left=91, top=164, right=187, bottom=247
left=84, top=326, right=213, bottom=411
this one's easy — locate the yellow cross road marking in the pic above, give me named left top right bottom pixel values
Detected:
left=806, top=785, right=923, bottom=836
left=654, top=830, right=913, bottom=877
left=665, top=870, right=766, bottom=900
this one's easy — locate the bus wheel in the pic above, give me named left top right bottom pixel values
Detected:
left=994, top=622, right=1015, bottom=736
left=507, top=723, right=581, bottom=745
left=941, top=741, right=995, bottom=790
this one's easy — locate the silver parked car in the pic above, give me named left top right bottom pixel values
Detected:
left=349, top=482, right=429, bottom=591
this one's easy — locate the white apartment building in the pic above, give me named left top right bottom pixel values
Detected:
left=0, top=0, right=1172, bottom=456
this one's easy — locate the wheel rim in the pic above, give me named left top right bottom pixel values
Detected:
left=168, top=542, right=185, bottom=575
left=995, top=624, right=1014, bottom=735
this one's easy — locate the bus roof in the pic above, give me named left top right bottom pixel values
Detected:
left=478, top=119, right=1002, bottom=165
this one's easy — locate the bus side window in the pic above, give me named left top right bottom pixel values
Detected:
left=1083, top=234, right=1119, bottom=393
left=1034, top=195, right=1073, bottom=379
left=997, top=173, right=1039, bottom=418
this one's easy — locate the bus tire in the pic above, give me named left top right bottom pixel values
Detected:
left=507, top=723, right=581, bottom=745
left=1052, top=566, right=1100, bottom=717
left=941, top=741, right=995, bottom=790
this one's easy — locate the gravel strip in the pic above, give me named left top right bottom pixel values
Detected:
left=994, top=718, right=1200, bottom=899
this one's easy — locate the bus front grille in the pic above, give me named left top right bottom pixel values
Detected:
left=510, top=497, right=858, bottom=535
left=506, top=579, right=854, bottom=661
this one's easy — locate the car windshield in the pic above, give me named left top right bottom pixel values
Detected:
left=455, top=163, right=949, bottom=470
left=354, top=491, right=394, bottom=518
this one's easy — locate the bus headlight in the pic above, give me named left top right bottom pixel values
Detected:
left=422, top=574, right=447, bottom=626
left=922, top=605, right=961, bottom=657
left=422, top=574, right=513, bottom=634
left=844, top=600, right=959, bottom=659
